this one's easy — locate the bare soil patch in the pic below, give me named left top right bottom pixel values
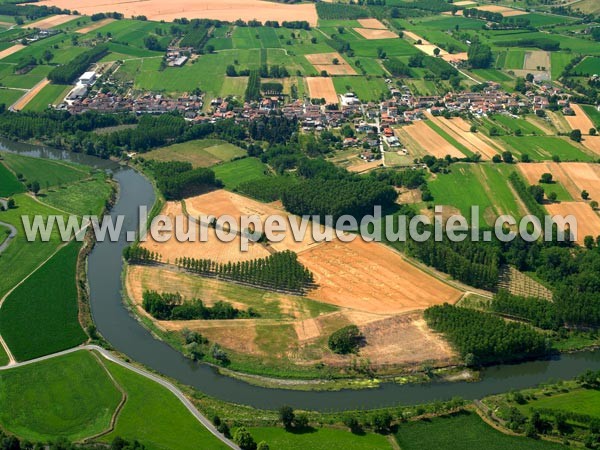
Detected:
left=546, top=201, right=600, bottom=244
left=76, top=18, right=115, bottom=34
left=0, top=44, right=24, bottom=60
left=523, top=51, right=550, bottom=71
left=476, top=5, right=527, bottom=16
left=26, top=14, right=77, bottom=29
left=11, top=78, right=50, bottom=111
left=35, top=0, right=318, bottom=26
left=347, top=159, right=382, bottom=173
left=305, top=76, right=338, bottom=104
left=354, top=28, right=397, bottom=40
left=357, top=18, right=387, bottom=29
left=561, top=162, right=600, bottom=200
left=565, top=104, right=595, bottom=133
left=402, top=31, right=429, bottom=44
left=355, top=313, right=456, bottom=367
left=141, top=200, right=271, bottom=264
left=415, top=44, right=448, bottom=57
left=441, top=52, right=468, bottom=63
left=298, top=238, right=462, bottom=315
left=401, top=120, right=465, bottom=158
left=305, top=52, right=356, bottom=75
left=581, top=136, right=600, bottom=156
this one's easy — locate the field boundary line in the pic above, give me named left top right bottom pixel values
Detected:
left=0, top=345, right=241, bottom=449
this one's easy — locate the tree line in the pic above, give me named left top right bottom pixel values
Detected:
left=48, top=45, right=109, bottom=84
left=148, top=160, right=222, bottom=200
left=491, top=290, right=561, bottom=330
left=424, top=303, right=549, bottom=366
left=142, top=290, right=259, bottom=320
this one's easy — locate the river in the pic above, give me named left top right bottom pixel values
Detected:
left=4, top=138, right=600, bottom=412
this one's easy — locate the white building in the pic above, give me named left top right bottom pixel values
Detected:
left=78, top=71, right=97, bottom=85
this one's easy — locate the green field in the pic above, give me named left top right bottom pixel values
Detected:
left=0, top=351, right=121, bottom=442
left=143, top=139, right=246, bottom=168
left=428, top=163, right=523, bottom=224
left=0, top=241, right=87, bottom=361
left=515, top=388, right=600, bottom=419
left=42, top=172, right=113, bottom=216
left=503, top=49, right=525, bottom=70
left=1, top=152, right=89, bottom=190
left=23, top=83, right=71, bottom=112
left=498, top=136, right=594, bottom=161
left=574, top=56, right=600, bottom=76
left=0, top=88, right=25, bottom=108
left=0, top=193, right=69, bottom=299
left=332, top=76, right=388, bottom=102
left=395, top=411, right=564, bottom=449
left=582, top=105, right=600, bottom=128
left=249, top=426, right=392, bottom=450
left=550, top=52, right=572, bottom=80
left=101, top=360, right=230, bottom=450
left=0, top=160, right=24, bottom=196
left=488, top=115, right=543, bottom=135
left=213, top=157, right=269, bottom=190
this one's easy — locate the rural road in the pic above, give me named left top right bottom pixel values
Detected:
left=0, top=220, right=16, bottom=255
left=0, top=345, right=241, bottom=450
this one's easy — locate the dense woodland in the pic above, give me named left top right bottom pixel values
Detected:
left=147, top=160, right=222, bottom=200
left=424, top=304, right=549, bottom=366
left=48, top=46, right=109, bottom=84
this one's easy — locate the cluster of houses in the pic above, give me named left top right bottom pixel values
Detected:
left=67, top=92, right=203, bottom=116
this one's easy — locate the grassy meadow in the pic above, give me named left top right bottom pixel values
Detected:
left=143, top=139, right=246, bottom=168
left=213, top=157, right=269, bottom=190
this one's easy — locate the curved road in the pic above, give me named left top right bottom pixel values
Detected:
left=0, top=345, right=240, bottom=450
left=0, top=220, right=15, bottom=255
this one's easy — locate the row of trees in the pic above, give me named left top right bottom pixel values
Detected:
left=142, top=290, right=258, bottom=321
left=508, top=172, right=547, bottom=223
left=424, top=304, right=549, bottom=366
left=491, top=290, right=562, bottom=330
left=48, top=45, right=109, bottom=84
left=245, top=70, right=261, bottom=102
left=175, top=250, right=315, bottom=293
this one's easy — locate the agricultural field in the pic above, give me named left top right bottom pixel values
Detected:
left=212, top=157, right=269, bottom=190
left=498, top=136, right=594, bottom=162
left=515, top=387, right=600, bottom=419
left=0, top=351, right=121, bottom=442
left=582, top=105, right=600, bottom=129
left=22, top=83, right=71, bottom=112
left=396, top=120, right=465, bottom=159
left=428, top=163, right=525, bottom=225
left=564, top=104, right=595, bottom=133
left=517, top=163, right=573, bottom=202
left=574, top=56, right=600, bottom=76
left=306, top=76, right=338, bottom=104
left=142, top=139, right=246, bottom=168
left=1, top=152, right=89, bottom=190
left=395, top=411, right=565, bottom=450
left=0, top=241, right=87, bottom=361
left=41, top=172, right=113, bottom=216
left=332, top=75, right=388, bottom=102
left=100, top=360, right=230, bottom=449
left=249, top=426, right=392, bottom=450
left=484, top=114, right=544, bottom=136
left=0, top=160, right=24, bottom=197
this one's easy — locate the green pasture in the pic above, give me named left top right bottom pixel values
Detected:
left=498, top=136, right=594, bottom=161
left=143, top=139, right=246, bottom=168
left=213, top=157, right=269, bottom=190
left=23, top=83, right=70, bottom=111
left=1, top=151, right=88, bottom=189
left=332, top=75, right=388, bottom=102
left=42, top=172, right=113, bottom=216
left=0, top=160, right=24, bottom=196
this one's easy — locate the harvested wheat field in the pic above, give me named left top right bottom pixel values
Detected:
left=347, top=313, right=456, bottom=367
left=564, top=104, right=596, bottom=133
left=305, top=52, right=356, bottom=75
left=347, top=159, right=382, bottom=173
left=185, top=189, right=324, bottom=254
left=476, top=5, right=527, bottom=16
left=0, top=44, right=24, bottom=60
left=306, top=76, right=339, bottom=104
left=354, top=28, right=397, bottom=40
left=402, top=31, right=429, bottom=44
left=546, top=202, right=600, bottom=244
left=582, top=136, right=600, bottom=156
left=357, top=18, right=387, bottom=29
left=36, top=0, right=318, bottom=25
left=76, top=18, right=115, bottom=34
left=401, top=120, right=465, bottom=158
left=11, top=78, right=50, bottom=111
left=26, top=14, right=77, bottom=29
left=523, top=51, right=550, bottom=71
left=298, top=238, right=462, bottom=314
left=561, top=162, right=600, bottom=200
left=426, top=113, right=500, bottom=159
left=141, top=200, right=271, bottom=263
left=416, top=44, right=448, bottom=57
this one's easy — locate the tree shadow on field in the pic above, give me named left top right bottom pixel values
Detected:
left=286, top=426, right=318, bottom=435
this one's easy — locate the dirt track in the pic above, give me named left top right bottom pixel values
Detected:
left=306, top=77, right=338, bottom=104
left=36, top=0, right=318, bottom=26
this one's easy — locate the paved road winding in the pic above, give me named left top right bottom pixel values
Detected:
left=0, top=345, right=241, bottom=450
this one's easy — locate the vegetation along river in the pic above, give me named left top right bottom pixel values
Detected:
left=4, top=138, right=600, bottom=412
